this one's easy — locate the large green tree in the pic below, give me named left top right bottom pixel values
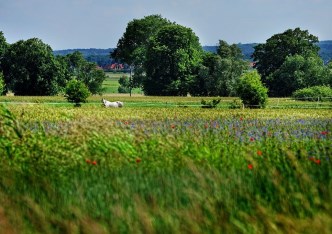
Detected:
left=111, top=15, right=171, bottom=90
left=2, top=38, right=66, bottom=95
left=111, top=15, right=170, bottom=65
left=190, top=52, right=222, bottom=96
left=252, top=28, right=319, bottom=95
left=143, top=24, right=203, bottom=96
left=267, top=55, right=331, bottom=96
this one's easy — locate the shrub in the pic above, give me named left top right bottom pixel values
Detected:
left=229, top=98, right=243, bottom=109
left=292, top=86, right=332, bottom=101
left=236, top=70, right=268, bottom=108
left=64, top=79, right=90, bottom=107
left=118, top=75, right=131, bottom=93
left=118, top=86, right=130, bottom=93
left=201, top=98, right=221, bottom=108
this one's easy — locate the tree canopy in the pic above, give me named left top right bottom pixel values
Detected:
left=2, top=38, right=66, bottom=95
left=190, top=42, right=248, bottom=97
left=143, top=24, right=203, bottom=96
left=253, top=28, right=319, bottom=78
left=111, top=14, right=171, bottom=66
left=1, top=33, right=105, bottom=96
left=267, top=55, right=331, bottom=96
left=0, top=31, right=8, bottom=62
left=252, top=28, right=320, bottom=96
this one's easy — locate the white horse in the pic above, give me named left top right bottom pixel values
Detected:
left=102, top=98, right=124, bottom=108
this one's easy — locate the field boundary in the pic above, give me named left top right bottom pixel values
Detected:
left=1, top=101, right=331, bottom=109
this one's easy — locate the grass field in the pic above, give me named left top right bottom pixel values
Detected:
left=102, top=72, right=143, bottom=94
left=0, top=96, right=331, bottom=233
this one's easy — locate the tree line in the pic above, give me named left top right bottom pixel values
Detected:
left=0, top=33, right=105, bottom=96
left=112, top=15, right=332, bottom=98
left=1, top=14, right=332, bottom=100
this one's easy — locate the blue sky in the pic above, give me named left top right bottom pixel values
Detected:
left=0, top=0, right=331, bottom=50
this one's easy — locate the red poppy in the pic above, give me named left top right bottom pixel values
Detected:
left=250, top=137, right=255, bottom=142
left=240, top=117, right=243, bottom=121
left=309, top=157, right=315, bottom=162
left=314, top=159, right=321, bottom=165
left=257, top=150, right=262, bottom=156
left=248, top=164, right=253, bottom=170
left=321, top=131, right=328, bottom=135
left=136, top=158, right=141, bottom=163
left=92, top=161, right=97, bottom=165
left=86, top=159, right=91, bottom=164
left=171, top=124, right=176, bottom=129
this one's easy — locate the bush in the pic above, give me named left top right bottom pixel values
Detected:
left=118, top=86, right=130, bottom=93
left=292, top=86, right=332, bottom=101
left=229, top=98, right=243, bottom=109
left=118, top=75, right=131, bottom=93
left=64, top=79, right=90, bottom=107
left=201, top=98, right=221, bottom=108
left=236, top=70, right=268, bottom=108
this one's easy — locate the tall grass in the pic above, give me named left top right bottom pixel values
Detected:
left=0, top=103, right=331, bottom=233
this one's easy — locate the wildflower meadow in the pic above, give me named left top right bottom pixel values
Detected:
left=0, top=96, right=331, bottom=233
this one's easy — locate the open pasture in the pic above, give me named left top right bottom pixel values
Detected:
left=1, top=95, right=331, bottom=109
left=103, top=72, right=143, bottom=94
left=0, top=96, right=331, bottom=233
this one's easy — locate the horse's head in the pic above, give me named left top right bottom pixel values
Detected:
left=101, top=98, right=106, bottom=106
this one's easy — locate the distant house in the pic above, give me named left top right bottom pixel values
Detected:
left=104, top=63, right=124, bottom=71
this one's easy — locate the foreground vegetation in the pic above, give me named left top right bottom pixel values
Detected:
left=0, top=97, right=331, bottom=233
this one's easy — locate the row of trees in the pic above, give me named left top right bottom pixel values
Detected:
left=111, top=15, right=248, bottom=96
left=1, top=15, right=332, bottom=99
left=0, top=32, right=105, bottom=96
left=112, top=15, right=332, bottom=97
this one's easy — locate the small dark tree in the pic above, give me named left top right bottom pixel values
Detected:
left=237, top=70, right=268, bottom=108
left=118, top=75, right=130, bottom=93
left=0, top=72, right=4, bottom=95
left=65, top=79, right=90, bottom=107
left=0, top=31, right=8, bottom=69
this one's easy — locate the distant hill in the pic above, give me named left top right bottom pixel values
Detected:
left=53, top=41, right=332, bottom=68
left=317, top=40, right=332, bottom=63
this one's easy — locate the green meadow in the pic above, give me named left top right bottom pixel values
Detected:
left=0, top=96, right=331, bottom=233
left=102, top=72, right=143, bottom=94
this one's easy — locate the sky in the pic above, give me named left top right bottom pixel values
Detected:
left=0, top=0, right=331, bottom=50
